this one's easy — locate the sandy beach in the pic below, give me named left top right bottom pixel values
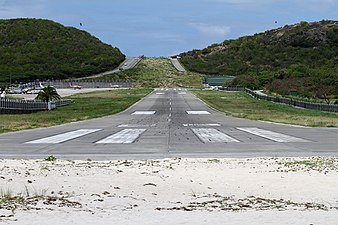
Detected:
left=0, top=157, right=337, bottom=225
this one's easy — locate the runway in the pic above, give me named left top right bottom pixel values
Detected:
left=0, top=88, right=337, bottom=160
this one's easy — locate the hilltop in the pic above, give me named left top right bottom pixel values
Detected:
left=180, top=20, right=338, bottom=98
left=0, top=18, right=125, bottom=83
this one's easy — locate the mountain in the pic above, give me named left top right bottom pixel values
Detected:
left=180, top=20, right=338, bottom=98
left=0, top=18, right=125, bottom=83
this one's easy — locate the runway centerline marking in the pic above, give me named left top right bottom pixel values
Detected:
left=26, top=129, right=101, bottom=144
left=186, top=111, right=211, bottom=115
left=192, top=128, right=240, bottom=143
left=132, top=111, right=156, bottom=115
left=96, top=129, right=146, bottom=144
left=237, top=128, right=309, bottom=142
left=183, top=124, right=221, bottom=127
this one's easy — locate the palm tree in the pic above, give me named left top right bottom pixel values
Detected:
left=35, top=85, right=61, bottom=102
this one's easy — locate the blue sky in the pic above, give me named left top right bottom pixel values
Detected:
left=0, top=0, right=337, bottom=56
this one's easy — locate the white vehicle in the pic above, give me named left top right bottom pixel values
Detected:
left=6, top=88, right=23, bottom=94
left=70, top=84, right=82, bottom=89
left=111, top=84, right=120, bottom=88
left=26, top=89, right=41, bottom=94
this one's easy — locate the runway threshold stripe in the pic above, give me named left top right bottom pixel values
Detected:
left=186, top=111, right=210, bottom=115
left=96, top=129, right=146, bottom=144
left=132, top=111, right=156, bottom=115
left=237, top=128, right=309, bottom=143
left=192, top=128, right=240, bottom=143
left=27, top=129, right=101, bottom=144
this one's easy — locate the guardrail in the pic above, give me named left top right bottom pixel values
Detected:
left=222, top=87, right=338, bottom=113
left=0, top=99, right=72, bottom=114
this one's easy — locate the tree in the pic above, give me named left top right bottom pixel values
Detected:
left=313, top=85, right=335, bottom=104
left=35, top=86, right=61, bottom=102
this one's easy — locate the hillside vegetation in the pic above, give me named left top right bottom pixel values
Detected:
left=180, top=20, right=338, bottom=99
left=0, top=18, right=125, bottom=83
left=94, top=58, right=203, bottom=88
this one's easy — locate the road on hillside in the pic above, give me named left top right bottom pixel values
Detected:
left=170, top=58, right=186, bottom=72
left=84, top=57, right=141, bottom=79
left=0, top=88, right=337, bottom=160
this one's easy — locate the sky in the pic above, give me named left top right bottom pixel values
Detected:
left=0, top=0, right=338, bottom=57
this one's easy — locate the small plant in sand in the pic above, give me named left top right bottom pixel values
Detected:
left=44, top=155, right=57, bottom=162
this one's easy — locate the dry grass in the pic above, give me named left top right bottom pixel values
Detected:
left=95, top=58, right=203, bottom=88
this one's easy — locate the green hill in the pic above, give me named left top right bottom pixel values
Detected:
left=0, top=18, right=125, bottom=83
left=180, top=20, right=338, bottom=98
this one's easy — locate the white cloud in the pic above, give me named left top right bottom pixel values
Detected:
left=295, top=0, right=336, bottom=10
left=190, top=23, right=231, bottom=37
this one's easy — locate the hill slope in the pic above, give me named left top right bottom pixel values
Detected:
left=180, top=20, right=338, bottom=97
left=90, top=58, right=203, bottom=88
left=0, top=18, right=125, bottom=83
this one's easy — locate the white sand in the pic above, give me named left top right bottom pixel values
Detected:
left=0, top=157, right=337, bottom=225
left=8, top=88, right=121, bottom=100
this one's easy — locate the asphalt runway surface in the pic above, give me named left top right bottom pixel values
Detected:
left=0, top=88, right=337, bottom=160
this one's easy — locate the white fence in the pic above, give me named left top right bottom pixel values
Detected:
left=222, top=87, right=338, bottom=113
left=0, top=99, right=72, bottom=114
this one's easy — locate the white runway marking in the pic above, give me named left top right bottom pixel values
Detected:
left=27, top=129, right=101, bottom=144
left=237, top=128, right=309, bottom=142
left=165, top=88, right=169, bottom=91
left=178, top=88, right=182, bottom=91
left=96, top=129, right=146, bottom=144
left=160, top=88, right=164, bottom=91
left=192, top=128, right=240, bottom=143
left=156, top=92, right=164, bottom=95
left=186, top=111, right=211, bottom=115
left=179, top=92, right=187, bottom=95
left=183, top=124, right=221, bottom=127
left=132, top=111, right=156, bottom=115
left=118, top=124, right=156, bottom=128
left=174, top=88, right=177, bottom=91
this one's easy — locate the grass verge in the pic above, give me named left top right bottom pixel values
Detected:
left=194, top=90, right=338, bottom=127
left=0, top=88, right=152, bottom=134
left=91, top=58, right=203, bottom=88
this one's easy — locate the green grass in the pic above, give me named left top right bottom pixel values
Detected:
left=93, top=58, right=203, bottom=88
left=282, top=157, right=338, bottom=171
left=0, top=88, right=152, bottom=134
left=194, top=90, right=338, bottom=127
